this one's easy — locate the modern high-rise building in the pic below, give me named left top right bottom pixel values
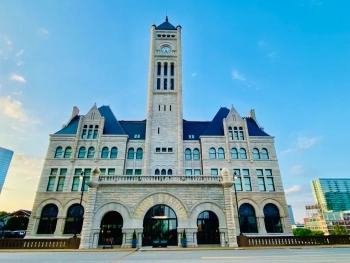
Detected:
left=26, top=17, right=291, bottom=248
left=0, top=147, right=14, bottom=194
left=311, top=178, right=350, bottom=212
left=287, top=205, right=295, bottom=225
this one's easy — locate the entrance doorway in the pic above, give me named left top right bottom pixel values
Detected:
left=143, top=205, right=177, bottom=247
left=197, top=211, right=220, bottom=244
left=98, top=211, right=123, bottom=246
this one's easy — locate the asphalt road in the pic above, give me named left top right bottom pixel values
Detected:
left=0, top=248, right=349, bottom=263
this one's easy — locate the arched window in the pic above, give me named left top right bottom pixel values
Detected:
left=167, top=169, right=173, bottom=175
left=185, top=149, right=191, bottom=160
left=239, top=127, right=244, bottom=140
left=64, top=147, right=72, bottom=158
left=231, top=148, right=238, bottom=159
left=157, top=62, right=161, bottom=76
left=101, top=147, right=109, bottom=158
left=63, top=204, right=84, bottom=234
left=37, top=204, right=58, bottom=234
left=233, top=127, right=239, bottom=140
left=261, top=148, right=269, bottom=160
left=264, top=204, right=282, bottom=233
left=54, top=147, right=62, bottom=158
left=136, top=148, right=143, bottom=159
left=228, top=126, right=233, bottom=140
left=170, top=63, right=174, bottom=76
left=193, top=148, right=200, bottom=160
left=110, top=147, right=118, bottom=158
left=253, top=148, right=260, bottom=160
left=78, top=147, right=86, bottom=158
left=238, top=204, right=258, bottom=233
left=218, top=148, right=225, bottom=159
left=87, top=147, right=95, bottom=158
left=239, top=148, right=247, bottom=159
left=127, top=148, right=134, bottom=159
left=164, top=62, right=168, bottom=76
left=155, top=169, right=160, bottom=175
left=209, top=148, right=216, bottom=159
left=161, top=169, right=166, bottom=175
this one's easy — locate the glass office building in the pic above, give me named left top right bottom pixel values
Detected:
left=311, top=178, right=350, bottom=212
left=0, top=147, right=14, bottom=193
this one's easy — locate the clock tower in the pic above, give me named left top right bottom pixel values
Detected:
left=143, top=17, right=184, bottom=176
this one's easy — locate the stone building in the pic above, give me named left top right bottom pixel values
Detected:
left=26, top=17, right=291, bottom=248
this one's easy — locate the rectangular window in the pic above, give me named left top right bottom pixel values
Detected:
left=233, top=169, right=241, bottom=176
left=74, top=168, right=82, bottom=175
left=170, top=79, right=174, bottom=90
left=56, top=177, right=65, bottom=191
left=239, top=131, right=244, bottom=140
left=170, top=64, right=174, bottom=76
left=162, top=148, right=166, bottom=152
left=135, top=169, right=142, bottom=175
left=242, top=169, right=250, bottom=176
left=60, top=168, right=67, bottom=176
left=267, top=177, right=275, bottom=191
left=87, top=130, right=93, bottom=139
left=84, top=169, right=91, bottom=176
left=93, top=130, right=98, bottom=139
left=168, top=148, right=173, bottom=153
left=126, top=169, right=133, bottom=175
left=100, top=168, right=106, bottom=175
left=234, top=177, right=243, bottom=191
left=83, top=176, right=90, bottom=191
left=194, top=169, right=201, bottom=175
left=244, top=177, right=252, bottom=191
left=164, top=79, right=168, bottom=90
left=157, top=78, right=161, bottom=90
left=258, top=177, right=266, bottom=191
left=164, top=65, right=168, bottom=76
left=256, top=169, right=263, bottom=176
left=71, top=177, right=80, bottom=191
left=185, top=169, right=192, bottom=175
left=164, top=105, right=166, bottom=111
left=81, top=130, right=87, bottom=139
left=265, top=169, right=272, bottom=176
left=156, top=148, right=161, bottom=152
left=234, top=131, right=239, bottom=140
left=47, top=177, right=55, bottom=191
left=50, top=168, right=58, bottom=175
left=211, top=169, right=218, bottom=175
left=108, top=168, right=115, bottom=175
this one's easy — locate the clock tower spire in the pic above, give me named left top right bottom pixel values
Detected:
left=143, top=18, right=183, bottom=176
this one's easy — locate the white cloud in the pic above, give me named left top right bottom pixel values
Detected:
left=297, top=136, right=320, bottom=150
left=10, top=73, right=26, bottom=83
left=16, top=49, right=24, bottom=57
left=0, top=96, right=29, bottom=122
left=192, top=73, right=197, bottom=77
left=3, top=36, right=12, bottom=45
left=232, top=70, right=246, bottom=81
left=290, top=164, right=305, bottom=176
left=17, top=61, right=24, bottom=66
left=267, top=51, right=276, bottom=58
left=285, top=185, right=301, bottom=194
left=258, top=40, right=265, bottom=47
left=40, top=28, right=49, bottom=35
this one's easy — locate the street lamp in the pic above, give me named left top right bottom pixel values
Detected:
left=73, top=170, right=85, bottom=238
left=233, top=172, right=243, bottom=236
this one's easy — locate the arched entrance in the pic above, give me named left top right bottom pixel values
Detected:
left=143, top=205, right=177, bottom=247
left=239, top=203, right=258, bottom=233
left=264, top=203, right=283, bottom=233
left=98, top=211, right=123, bottom=246
left=197, top=211, right=220, bottom=244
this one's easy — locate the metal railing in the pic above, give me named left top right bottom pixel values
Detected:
left=0, top=238, right=80, bottom=249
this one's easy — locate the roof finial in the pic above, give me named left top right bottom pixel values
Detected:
left=165, top=15, right=168, bottom=22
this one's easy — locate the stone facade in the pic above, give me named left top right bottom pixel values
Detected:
left=26, top=18, right=291, bottom=248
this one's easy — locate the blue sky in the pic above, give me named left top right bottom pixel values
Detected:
left=0, top=0, right=349, bottom=222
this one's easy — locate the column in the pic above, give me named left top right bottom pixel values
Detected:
left=177, top=232, right=182, bottom=247
left=193, top=232, right=198, bottom=247
left=121, top=233, right=126, bottom=248
left=54, top=216, right=65, bottom=236
left=138, top=233, right=142, bottom=248
left=220, top=232, right=225, bottom=247
left=221, top=168, right=238, bottom=247
left=79, top=181, right=99, bottom=249
left=258, top=217, right=267, bottom=234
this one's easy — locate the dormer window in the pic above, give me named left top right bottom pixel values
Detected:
left=189, top=135, right=194, bottom=139
left=134, top=134, right=140, bottom=139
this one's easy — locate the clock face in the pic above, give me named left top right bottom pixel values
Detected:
left=161, top=46, right=171, bottom=54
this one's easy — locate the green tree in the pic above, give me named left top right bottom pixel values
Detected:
left=0, top=211, right=8, bottom=218
left=330, top=224, right=349, bottom=235
left=292, top=228, right=312, bottom=236
left=309, top=230, right=324, bottom=236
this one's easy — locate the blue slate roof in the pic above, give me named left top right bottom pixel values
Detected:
left=183, top=120, right=210, bottom=140
left=156, top=16, right=177, bottom=30
left=55, top=115, right=80, bottom=135
left=119, top=121, right=146, bottom=140
left=244, top=117, right=270, bottom=136
left=98, top=106, right=125, bottom=135
left=202, top=107, right=230, bottom=136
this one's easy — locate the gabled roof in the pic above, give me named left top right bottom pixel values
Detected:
left=55, top=115, right=80, bottom=135
left=156, top=16, right=177, bottom=30
left=98, top=106, right=125, bottom=135
left=183, top=120, right=210, bottom=140
left=202, top=107, right=230, bottom=136
left=119, top=120, right=146, bottom=140
left=244, top=117, right=270, bottom=136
